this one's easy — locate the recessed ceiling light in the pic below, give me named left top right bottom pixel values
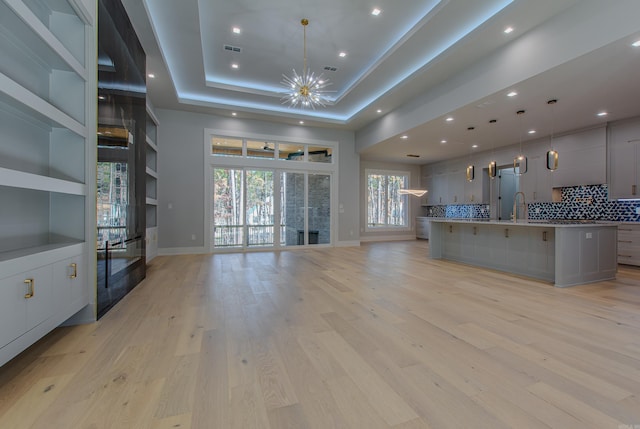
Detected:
left=371, top=8, right=381, bottom=16
left=98, top=95, right=106, bottom=100
left=299, top=121, right=304, bottom=125
left=231, top=112, right=237, bottom=116
left=597, top=111, right=608, bottom=117
left=231, top=63, right=239, bottom=69
left=472, top=144, right=478, bottom=148
left=445, top=117, right=454, bottom=122
left=504, top=26, right=514, bottom=34
left=632, top=40, right=640, bottom=47
left=507, top=91, right=517, bottom=97
left=441, top=140, right=447, bottom=144
left=401, top=135, right=408, bottom=139
left=376, top=109, right=382, bottom=113
left=232, top=27, right=241, bottom=34
left=147, top=73, right=155, bottom=78
left=528, top=130, right=536, bottom=134
left=339, top=52, right=347, bottom=58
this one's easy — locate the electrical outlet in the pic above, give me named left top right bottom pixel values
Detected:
left=586, top=232, right=592, bottom=239
left=191, top=234, right=196, bottom=240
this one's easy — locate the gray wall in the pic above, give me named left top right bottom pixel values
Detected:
left=156, top=108, right=359, bottom=250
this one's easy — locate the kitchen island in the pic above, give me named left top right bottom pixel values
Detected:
left=429, top=219, right=617, bottom=287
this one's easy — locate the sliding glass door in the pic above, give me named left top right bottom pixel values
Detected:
left=213, top=167, right=330, bottom=250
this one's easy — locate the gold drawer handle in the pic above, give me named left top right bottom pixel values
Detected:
left=69, top=263, right=77, bottom=279
left=24, top=278, right=34, bottom=299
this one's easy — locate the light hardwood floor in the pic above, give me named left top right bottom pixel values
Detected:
left=1, top=240, right=640, bottom=428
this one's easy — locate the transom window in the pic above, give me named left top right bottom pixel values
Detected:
left=211, top=136, right=333, bottom=163
left=366, top=170, right=409, bottom=229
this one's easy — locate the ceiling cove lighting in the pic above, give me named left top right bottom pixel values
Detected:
left=281, top=19, right=332, bottom=109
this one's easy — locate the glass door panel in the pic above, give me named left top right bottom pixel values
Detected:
left=213, top=168, right=244, bottom=247
left=246, top=170, right=274, bottom=246
left=281, top=172, right=305, bottom=246
left=308, top=174, right=331, bottom=244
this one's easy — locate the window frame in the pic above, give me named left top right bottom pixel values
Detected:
left=365, top=169, right=411, bottom=231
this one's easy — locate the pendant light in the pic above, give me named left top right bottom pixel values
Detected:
left=514, top=110, right=527, bottom=175
left=546, top=99, right=559, bottom=171
left=466, top=126, right=475, bottom=182
left=488, top=119, right=497, bottom=179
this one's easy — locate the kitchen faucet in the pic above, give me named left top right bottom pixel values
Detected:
left=512, top=191, right=527, bottom=222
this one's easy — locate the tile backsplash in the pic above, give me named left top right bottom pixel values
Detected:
left=424, top=184, right=640, bottom=222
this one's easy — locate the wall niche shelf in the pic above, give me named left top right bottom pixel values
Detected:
left=0, top=0, right=96, bottom=367
left=145, top=105, right=159, bottom=263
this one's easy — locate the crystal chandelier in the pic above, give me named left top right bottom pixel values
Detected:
left=281, top=19, right=332, bottom=109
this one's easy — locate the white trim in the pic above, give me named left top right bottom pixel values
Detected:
left=364, top=168, right=411, bottom=232
left=359, top=235, right=417, bottom=243
left=159, top=246, right=208, bottom=256
left=335, top=240, right=361, bottom=247
left=204, top=128, right=339, bottom=252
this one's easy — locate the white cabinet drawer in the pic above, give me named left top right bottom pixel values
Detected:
left=0, top=265, right=52, bottom=346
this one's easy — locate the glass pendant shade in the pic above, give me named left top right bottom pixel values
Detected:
left=514, top=155, right=527, bottom=175
left=546, top=149, right=558, bottom=170
left=488, top=160, right=497, bottom=178
left=466, top=165, right=475, bottom=181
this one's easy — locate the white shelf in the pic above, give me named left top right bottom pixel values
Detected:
left=0, top=73, right=85, bottom=137
left=146, top=197, right=158, bottom=206
left=0, top=167, right=85, bottom=195
left=145, top=136, right=158, bottom=152
left=3, top=0, right=86, bottom=77
left=0, top=240, right=83, bottom=268
left=145, top=167, right=158, bottom=179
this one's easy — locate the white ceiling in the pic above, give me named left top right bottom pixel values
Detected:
left=121, top=0, right=640, bottom=164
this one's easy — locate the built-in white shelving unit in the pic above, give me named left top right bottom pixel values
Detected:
left=145, top=104, right=159, bottom=263
left=0, top=0, right=96, bottom=366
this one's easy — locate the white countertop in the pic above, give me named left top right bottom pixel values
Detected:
left=425, top=218, right=618, bottom=228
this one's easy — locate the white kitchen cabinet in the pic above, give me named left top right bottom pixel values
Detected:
left=145, top=106, right=159, bottom=263
left=447, top=167, right=464, bottom=204
left=416, top=217, right=430, bottom=239
left=429, top=171, right=446, bottom=205
left=520, top=154, right=552, bottom=202
left=551, top=127, right=606, bottom=188
left=609, top=118, right=640, bottom=200
left=617, top=223, right=640, bottom=266
left=0, top=0, right=96, bottom=366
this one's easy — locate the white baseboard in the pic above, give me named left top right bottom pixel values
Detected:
left=158, top=246, right=208, bottom=256
left=335, top=240, right=361, bottom=247
left=359, top=234, right=417, bottom=243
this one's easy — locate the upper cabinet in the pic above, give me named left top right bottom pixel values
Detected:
left=608, top=117, right=640, bottom=200
left=550, top=126, right=606, bottom=189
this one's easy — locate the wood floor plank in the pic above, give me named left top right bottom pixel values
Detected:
left=0, top=241, right=639, bottom=428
